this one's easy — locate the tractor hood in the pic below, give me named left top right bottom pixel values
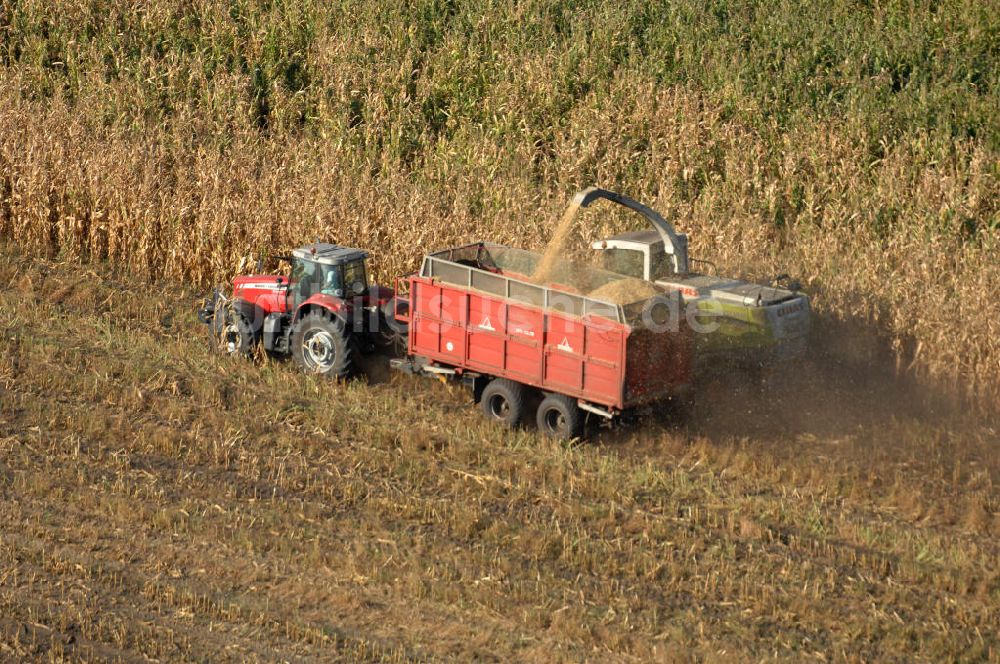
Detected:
left=233, top=274, right=288, bottom=291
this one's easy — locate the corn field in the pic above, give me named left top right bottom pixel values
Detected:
left=0, top=0, right=997, bottom=406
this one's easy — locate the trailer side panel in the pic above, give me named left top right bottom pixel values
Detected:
left=408, top=275, right=629, bottom=409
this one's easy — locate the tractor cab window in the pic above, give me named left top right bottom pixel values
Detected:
left=289, top=258, right=366, bottom=303
left=600, top=248, right=645, bottom=280
left=341, top=260, right=368, bottom=296
left=290, top=258, right=319, bottom=295
left=288, top=256, right=367, bottom=309
left=290, top=258, right=336, bottom=304
left=319, top=264, right=343, bottom=296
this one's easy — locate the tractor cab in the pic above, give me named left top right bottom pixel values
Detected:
left=201, top=240, right=396, bottom=378
left=288, top=243, right=370, bottom=310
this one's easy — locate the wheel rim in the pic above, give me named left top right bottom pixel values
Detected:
left=221, top=323, right=241, bottom=354
left=487, top=393, right=510, bottom=420
left=302, top=328, right=337, bottom=369
left=543, top=407, right=567, bottom=434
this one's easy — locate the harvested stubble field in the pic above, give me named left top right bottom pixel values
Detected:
left=2, top=0, right=1000, bottom=660
left=1, top=253, right=999, bottom=661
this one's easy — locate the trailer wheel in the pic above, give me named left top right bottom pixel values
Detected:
left=290, top=312, right=352, bottom=378
left=480, top=379, right=525, bottom=428
left=536, top=394, right=584, bottom=440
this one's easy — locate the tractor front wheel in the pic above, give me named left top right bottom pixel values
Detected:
left=290, top=312, right=352, bottom=378
left=215, top=312, right=254, bottom=358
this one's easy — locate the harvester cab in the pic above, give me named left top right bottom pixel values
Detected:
left=572, top=187, right=690, bottom=277
left=593, top=229, right=686, bottom=283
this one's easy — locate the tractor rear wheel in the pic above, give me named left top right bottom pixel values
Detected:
left=479, top=379, right=525, bottom=428
left=374, top=298, right=408, bottom=354
left=290, top=312, right=353, bottom=378
left=536, top=394, right=584, bottom=440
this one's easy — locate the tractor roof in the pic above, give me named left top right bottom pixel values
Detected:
left=292, top=242, right=369, bottom=266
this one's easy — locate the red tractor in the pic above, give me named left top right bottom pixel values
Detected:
left=198, top=242, right=399, bottom=377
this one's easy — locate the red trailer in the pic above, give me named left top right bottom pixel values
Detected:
left=391, top=242, right=693, bottom=439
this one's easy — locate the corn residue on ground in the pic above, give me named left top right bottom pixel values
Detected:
left=1, top=245, right=998, bottom=661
